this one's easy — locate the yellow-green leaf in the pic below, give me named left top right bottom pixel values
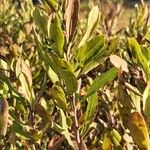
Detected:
left=127, top=111, right=150, bottom=150
left=51, top=85, right=68, bottom=111
left=78, top=6, right=100, bottom=47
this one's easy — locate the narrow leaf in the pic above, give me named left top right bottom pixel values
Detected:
left=143, top=81, right=150, bottom=118
left=85, top=92, right=98, bottom=121
left=50, top=15, right=64, bottom=57
left=65, top=0, right=80, bottom=43
left=76, top=35, right=105, bottom=67
left=84, top=67, right=118, bottom=99
left=127, top=37, right=149, bottom=78
left=33, top=8, right=48, bottom=35
left=79, top=6, right=100, bottom=47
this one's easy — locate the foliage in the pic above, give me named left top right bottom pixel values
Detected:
left=0, top=0, right=150, bottom=149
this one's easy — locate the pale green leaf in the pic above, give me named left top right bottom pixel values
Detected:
left=79, top=6, right=100, bottom=47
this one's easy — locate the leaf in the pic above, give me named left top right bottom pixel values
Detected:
left=16, top=58, right=32, bottom=87
left=44, top=0, right=58, bottom=12
left=18, top=73, right=32, bottom=102
left=33, top=8, right=48, bottom=35
left=127, top=37, right=149, bottom=78
left=65, top=0, right=80, bottom=43
left=9, top=122, right=30, bottom=140
left=124, top=82, right=142, bottom=97
left=110, top=129, right=122, bottom=149
left=110, top=55, right=129, bottom=72
left=48, top=55, right=78, bottom=93
left=102, top=133, right=113, bottom=150
left=46, top=54, right=78, bottom=93
left=44, top=65, right=59, bottom=84
left=0, top=74, right=24, bottom=98
left=34, top=31, right=77, bottom=93
left=84, top=67, right=118, bottom=100
left=52, top=109, right=75, bottom=149
left=102, top=129, right=122, bottom=150
left=0, top=98, right=8, bottom=136
left=35, top=104, right=51, bottom=122
left=117, top=83, right=134, bottom=127
left=143, top=81, right=150, bottom=118
left=50, top=14, right=64, bottom=57
left=80, top=121, right=97, bottom=138
left=79, top=38, right=118, bottom=75
left=127, top=111, right=150, bottom=150
left=51, top=85, right=68, bottom=111
left=76, top=35, right=105, bottom=67
left=78, top=6, right=100, bottom=47
left=85, top=92, right=98, bottom=121
left=60, top=69, right=77, bottom=93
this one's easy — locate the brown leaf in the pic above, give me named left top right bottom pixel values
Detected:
left=110, top=54, right=129, bottom=72
left=65, top=0, right=80, bottom=43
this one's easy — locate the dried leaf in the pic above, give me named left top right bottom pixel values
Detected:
left=110, top=54, right=129, bottom=72
left=65, top=0, right=80, bottom=43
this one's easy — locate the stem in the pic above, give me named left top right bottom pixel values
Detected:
left=72, top=93, right=81, bottom=149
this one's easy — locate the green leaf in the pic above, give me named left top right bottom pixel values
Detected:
left=127, top=111, right=150, bottom=150
left=52, top=109, right=75, bottom=149
left=34, top=31, right=77, bottom=93
left=84, top=67, right=118, bottom=100
left=43, top=0, right=58, bottom=12
left=33, top=8, right=48, bottom=35
left=102, top=129, right=121, bottom=150
left=110, top=54, right=128, bottom=72
left=78, top=38, right=118, bottom=75
left=60, top=109, right=74, bottom=148
left=143, top=81, right=150, bottom=118
left=85, top=92, right=98, bottom=121
left=102, top=133, right=113, bottom=150
left=0, top=74, right=24, bottom=98
left=43, top=65, right=59, bottom=84
left=127, top=37, right=149, bottom=78
left=60, top=69, right=77, bottom=93
left=50, top=14, right=64, bottom=57
left=110, top=129, right=122, bottom=149
left=51, top=85, right=68, bottom=111
left=10, top=122, right=30, bottom=140
left=80, top=121, right=97, bottom=138
left=76, top=35, right=105, bottom=67
left=78, top=6, right=100, bottom=47
left=117, top=83, right=134, bottom=127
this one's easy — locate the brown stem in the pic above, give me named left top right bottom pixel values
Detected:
left=72, top=93, right=81, bottom=149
